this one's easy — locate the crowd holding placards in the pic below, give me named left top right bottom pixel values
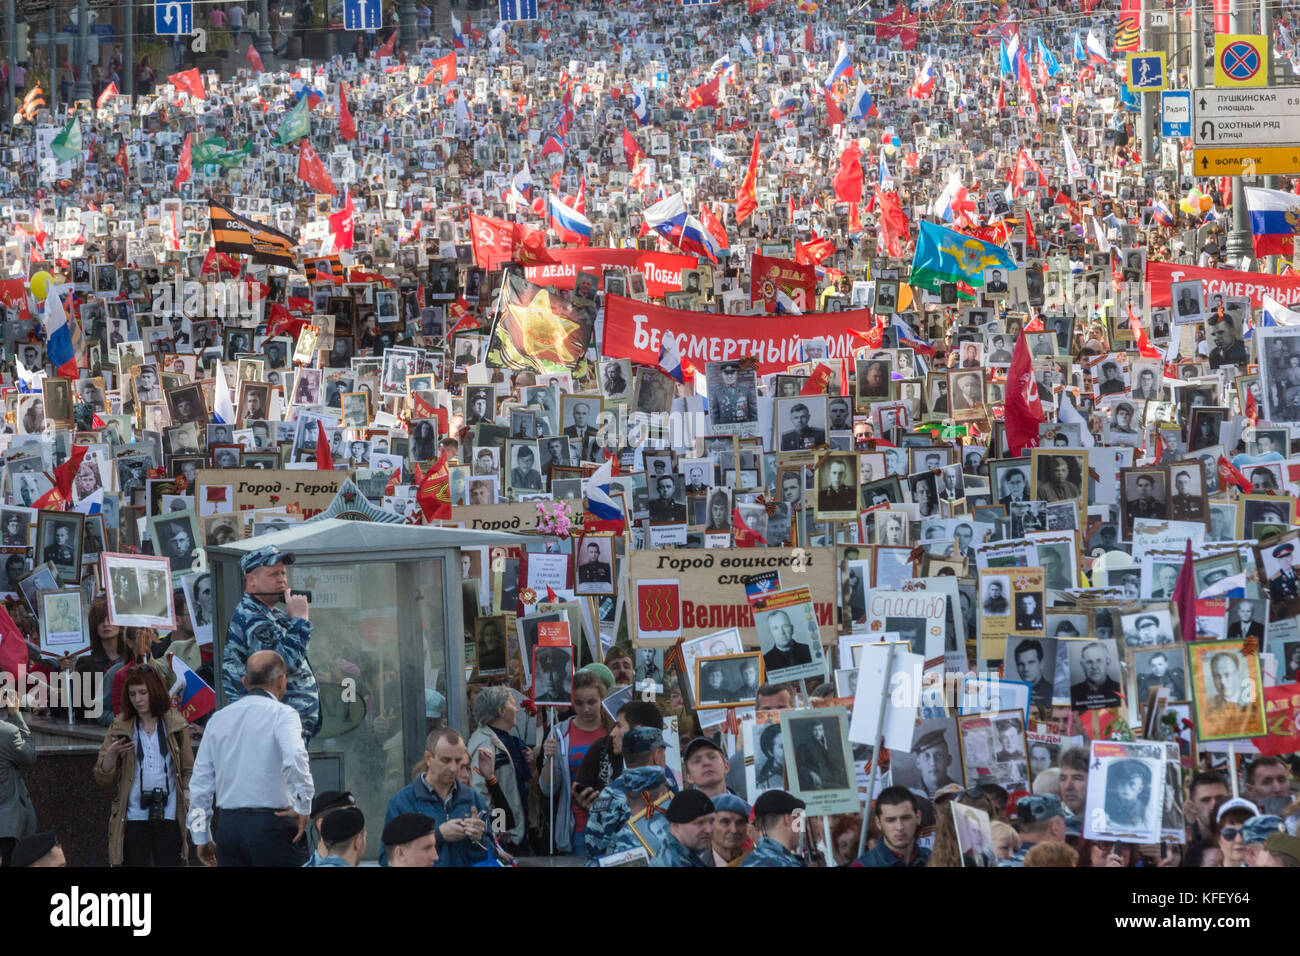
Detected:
left=1, top=0, right=1300, bottom=869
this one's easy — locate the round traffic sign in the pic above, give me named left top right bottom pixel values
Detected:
left=1220, top=41, right=1261, bottom=81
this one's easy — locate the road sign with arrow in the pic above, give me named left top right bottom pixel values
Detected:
left=154, top=0, right=192, bottom=35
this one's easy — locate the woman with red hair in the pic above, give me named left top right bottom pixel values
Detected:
left=93, top=666, right=194, bottom=866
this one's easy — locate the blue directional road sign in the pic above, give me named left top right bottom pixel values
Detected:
left=343, top=0, right=381, bottom=30
left=1160, top=90, right=1192, bottom=138
left=154, top=0, right=192, bottom=35
left=499, top=0, right=537, bottom=22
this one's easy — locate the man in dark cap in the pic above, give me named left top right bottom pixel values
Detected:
left=912, top=726, right=959, bottom=798
left=1097, top=360, right=1126, bottom=395
left=584, top=725, right=673, bottom=865
left=9, top=831, right=64, bottom=867
left=303, top=790, right=357, bottom=866
left=382, top=813, right=440, bottom=867
left=999, top=794, right=1068, bottom=867
left=741, top=790, right=805, bottom=867
left=222, top=545, right=319, bottom=741
left=1269, top=543, right=1300, bottom=606
left=308, top=806, right=366, bottom=867
left=649, top=790, right=715, bottom=867
left=712, top=361, right=755, bottom=425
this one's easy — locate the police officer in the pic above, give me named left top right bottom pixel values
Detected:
left=584, top=726, right=675, bottom=865
left=302, top=790, right=357, bottom=866
left=304, top=806, right=366, bottom=867
left=222, top=546, right=320, bottom=742
left=999, top=794, right=1069, bottom=867
left=649, top=790, right=715, bottom=867
left=742, top=790, right=806, bottom=867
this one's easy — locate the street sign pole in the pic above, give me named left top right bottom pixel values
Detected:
left=1260, top=0, right=1278, bottom=272
left=1226, top=0, right=1255, bottom=263
left=1140, top=0, right=1156, bottom=165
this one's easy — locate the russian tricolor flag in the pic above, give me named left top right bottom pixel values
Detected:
left=42, top=291, right=78, bottom=379
left=169, top=654, right=216, bottom=722
left=641, top=192, right=717, bottom=262
left=451, top=14, right=467, bottom=49
left=848, top=81, right=877, bottom=120
left=1073, top=33, right=1087, bottom=62
left=1245, top=186, right=1300, bottom=257
left=631, top=85, right=649, bottom=125
left=585, top=458, right=626, bottom=531
left=658, top=335, right=684, bottom=383
left=824, top=40, right=853, bottom=89
left=1086, top=29, right=1110, bottom=64
left=213, top=360, right=236, bottom=425
left=547, top=194, right=592, bottom=245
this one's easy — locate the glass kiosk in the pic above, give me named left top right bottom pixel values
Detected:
left=206, top=519, right=528, bottom=860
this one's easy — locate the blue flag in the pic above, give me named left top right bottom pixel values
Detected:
left=909, top=220, right=1018, bottom=293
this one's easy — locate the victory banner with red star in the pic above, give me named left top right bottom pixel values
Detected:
left=485, top=270, right=594, bottom=375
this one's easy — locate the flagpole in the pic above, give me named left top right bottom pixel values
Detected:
left=855, top=640, right=897, bottom=860
left=5, top=0, right=15, bottom=124
left=73, top=0, right=91, bottom=103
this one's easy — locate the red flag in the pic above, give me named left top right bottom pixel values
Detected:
left=1217, top=455, right=1254, bottom=494
left=1245, top=388, right=1259, bottom=425
left=174, top=133, right=192, bottom=191
left=1172, top=538, right=1197, bottom=642
left=1128, top=305, right=1161, bottom=358
left=376, top=31, right=397, bottom=58
left=316, top=421, right=334, bottom=470
left=246, top=44, right=264, bottom=71
left=53, top=444, right=89, bottom=501
left=687, top=75, right=720, bottom=110
left=265, top=301, right=308, bottom=340
left=297, top=140, right=337, bottom=195
left=874, top=187, right=910, bottom=259
left=1005, top=332, right=1046, bottom=456
left=329, top=190, right=355, bottom=251
left=800, top=363, right=834, bottom=395
left=736, top=132, right=760, bottom=224
left=418, top=449, right=452, bottom=521
left=621, top=127, right=646, bottom=171
left=0, top=604, right=28, bottom=678
left=833, top=142, right=863, bottom=203
left=699, top=202, right=729, bottom=254
left=447, top=299, right=482, bottom=337
left=95, top=82, right=118, bottom=109
left=429, top=52, right=456, bottom=86
left=338, top=83, right=356, bottom=140
left=114, top=143, right=129, bottom=179
left=731, top=508, right=767, bottom=547
left=822, top=89, right=844, bottom=129
left=168, top=68, right=205, bottom=99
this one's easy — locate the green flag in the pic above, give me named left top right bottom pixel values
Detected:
left=49, top=116, right=82, bottom=162
left=192, top=137, right=252, bottom=168
left=273, top=96, right=310, bottom=146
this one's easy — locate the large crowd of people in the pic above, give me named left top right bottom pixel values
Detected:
left=0, top=0, right=1298, bottom=870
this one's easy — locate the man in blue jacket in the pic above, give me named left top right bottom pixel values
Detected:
left=381, top=728, right=497, bottom=867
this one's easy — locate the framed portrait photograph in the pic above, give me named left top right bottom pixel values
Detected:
left=36, top=511, right=85, bottom=585
left=1130, top=644, right=1188, bottom=702
left=1187, top=639, right=1267, bottom=741
left=693, top=652, right=763, bottom=709
left=814, top=451, right=859, bottom=521
left=957, top=711, right=1029, bottom=794
left=474, top=615, right=509, bottom=677
left=781, top=706, right=858, bottom=815
left=1031, top=449, right=1086, bottom=510
left=775, top=395, right=828, bottom=451
left=179, top=569, right=214, bottom=646
left=37, top=588, right=88, bottom=655
left=1119, top=465, right=1169, bottom=537
left=147, top=508, right=201, bottom=573
left=1067, top=638, right=1124, bottom=711
left=102, top=552, right=175, bottom=629
left=1082, top=739, right=1166, bottom=845
left=574, top=534, right=615, bottom=595
left=532, top=645, right=574, bottom=708
left=753, top=587, right=826, bottom=683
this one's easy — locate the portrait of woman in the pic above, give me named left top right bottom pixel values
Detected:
left=1104, top=758, right=1152, bottom=830
left=755, top=723, right=785, bottom=792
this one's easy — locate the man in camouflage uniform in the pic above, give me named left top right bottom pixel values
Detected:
left=649, top=790, right=715, bottom=867
left=222, top=545, right=320, bottom=741
left=998, top=794, right=1069, bottom=867
left=742, top=790, right=806, bottom=867
left=584, top=726, right=675, bottom=864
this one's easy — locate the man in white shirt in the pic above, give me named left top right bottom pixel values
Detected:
left=188, top=650, right=315, bottom=867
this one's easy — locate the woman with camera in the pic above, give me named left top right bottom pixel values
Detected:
left=93, top=666, right=194, bottom=866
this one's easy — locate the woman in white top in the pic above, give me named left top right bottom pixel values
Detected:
left=94, top=666, right=194, bottom=866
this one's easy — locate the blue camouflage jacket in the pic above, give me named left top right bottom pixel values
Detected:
left=741, top=835, right=805, bottom=867
left=584, top=765, right=675, bottom=865
left=222, top=593, right=321, bottom=740
left=649, top=830, right=711, bottom=867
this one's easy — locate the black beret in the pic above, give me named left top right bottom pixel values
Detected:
left=753, top=790, right=806, bottom=817
left=311, top=790, right=356, bottom=819
left=320, top=806, right=366, bottom=845
left=666, top=789, right=716, bottom=824
left=381, top=813, right=438, bottom=847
